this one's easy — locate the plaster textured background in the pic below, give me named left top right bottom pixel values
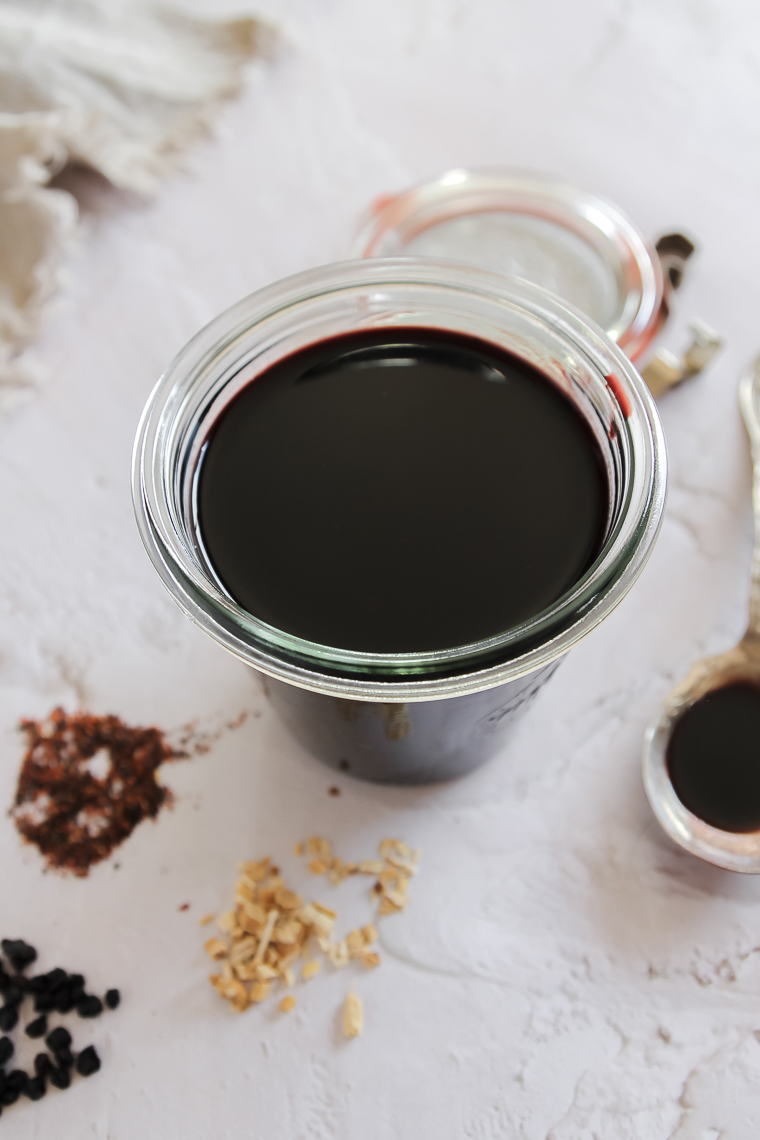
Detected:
left=2, top=1, right=760, bottom=1136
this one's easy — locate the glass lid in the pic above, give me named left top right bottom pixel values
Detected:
left=351, top=169, right=664, bottom=362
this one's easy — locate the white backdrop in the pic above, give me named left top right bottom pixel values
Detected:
left=2, top=1, right=760, bottom=1136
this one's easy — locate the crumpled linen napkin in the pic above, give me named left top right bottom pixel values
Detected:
left=0, top=0, right=266, bottom=401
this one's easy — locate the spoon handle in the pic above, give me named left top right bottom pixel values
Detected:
left=739, top=355, right=760, bottom=639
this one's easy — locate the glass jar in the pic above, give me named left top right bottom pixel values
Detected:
left=351, top=169, right=665, bottom=361
left=132, top=258, right=666, bottom=784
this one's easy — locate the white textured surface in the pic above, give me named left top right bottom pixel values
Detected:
left=2, top=1, right=760, bottom=1136
left=0, top=1, right=263, bottom=391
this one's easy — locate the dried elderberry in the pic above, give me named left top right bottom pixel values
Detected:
left=75, top=1045, right=100, bottom=1077
left=76, top=995, right=103, bottom=1018
left=45, top=1026, right=71, bottom=1052
left=1, top=940, right=37, bottom=973
left=43, top=968, right=67, bottom=991
left=24, top=1074, right=46, bottom=1100
left=34, top=994, right=56, bottom=1015
left=25, top=1015, right=47, bottom=1038
left=2, top=984, right=23, bottom=1007
left=0, top=1006, right=19, bottom=1033
left=54, top=990, right=75, bottom=1014
left=54, top=1045, right=74, bottom=1068
left=0, top=943, right=116, bottom=1117
left=1, top=1070, right=27, bottom=1105
left=49, top=1065, right=71, bottom=1090
left=0, top=1085, right=19, bottom=1107
left=34, top=1053, right=52, bottom=1078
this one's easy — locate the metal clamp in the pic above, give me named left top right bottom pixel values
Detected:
left=641, top=319, right=723, bottom=399
left=639, top=233, right=722, bottom=398
left=656, top=232, right=696, bottom=299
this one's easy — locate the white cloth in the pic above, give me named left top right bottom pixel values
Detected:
left=0, top=0, right=265, bottom=400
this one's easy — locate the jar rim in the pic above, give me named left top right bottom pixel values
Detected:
left=132, top=257, right=667, bottom=701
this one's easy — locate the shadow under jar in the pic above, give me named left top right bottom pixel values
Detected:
left=132, top=259, right=666, bottom=784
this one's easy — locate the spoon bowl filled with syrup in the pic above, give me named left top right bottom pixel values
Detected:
left=643, top=354, right=760, bottom=870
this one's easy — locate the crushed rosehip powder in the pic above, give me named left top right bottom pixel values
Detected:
left=11, top=708, right=182, bottom=876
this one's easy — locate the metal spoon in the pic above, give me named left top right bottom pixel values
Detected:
left=642, top=354, right=760, bottom=872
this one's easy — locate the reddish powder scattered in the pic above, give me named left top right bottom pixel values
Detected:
left=12, top=708, right=182, bottom=877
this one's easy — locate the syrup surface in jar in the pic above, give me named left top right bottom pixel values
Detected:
left=196, top=328, right=609, bottom=654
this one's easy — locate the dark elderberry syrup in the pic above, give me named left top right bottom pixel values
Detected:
left=196, top=327, right=609, bottom=655
left=666, top=681, right=760, bottom=833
